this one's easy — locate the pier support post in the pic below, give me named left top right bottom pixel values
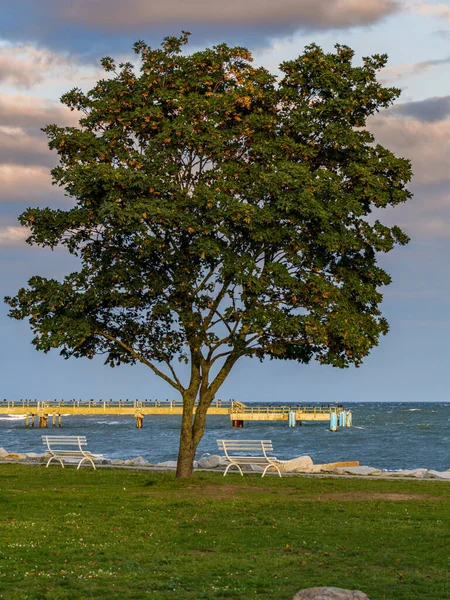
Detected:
left=330, top=412, right=338, bottom=432
left=288, top=411, right=296, bottom=428
left=39, top=414, right=48, bottom=428
left=30, top=413, right=35, bottom=428
left=345, top=411, right=352, bottom=427
left=135, top=413, right=144, bottom=428
left=232, top=419, right=244, bottom=428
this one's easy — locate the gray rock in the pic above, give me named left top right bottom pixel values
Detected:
left=428, top=470, right=450, bottom=480
left=198, top=455, right=226, bottom=469
left=110, top=459, right=125, bottom=465
left=293, top=586, right=369, bottom=599
left=336, top=466, right=381, bottom=476
left=24, top=452, right=41, bottom=460
left=250, top=464, right=265, bottom=472
left=0, top=447, right=8, bottom=458
left=386, top=469, right=428, bottom=478
left=130, top=456, right=149, bottom=466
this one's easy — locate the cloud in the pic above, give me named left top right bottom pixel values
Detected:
left=0, top=165, right=60, bottom=202
left=369, top=111, right=450, bottom=239
left=0, top=225, right=28, bottom=246
left=0, top=0, right=400, bottom=54
left=0, top=93, right=79, bottom=132
left=415, top=1, right=450, bottom=22
left=0, top=128, right=54, bottom=168
left=369, top=113, right=450, bottom=185
left=62, top=0, right=399, bottom=31
left=381, top=56, right=450, bottom=82
left=392, top=96, right=450, bottom=121
left=0, top=44, right=74, bottom=88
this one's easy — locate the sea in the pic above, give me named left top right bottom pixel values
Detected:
left=0, top=402, right=448, bottom=471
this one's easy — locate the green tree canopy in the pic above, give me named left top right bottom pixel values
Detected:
left=5, top=33, right=412, bottom=477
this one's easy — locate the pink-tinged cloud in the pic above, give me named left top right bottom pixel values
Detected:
left=62, top=0, right=399, bottom=31
left=0, top=225, right=28, bottom=246
left=0, top=44, right=75, bottom=88
left=414, top=1, right=450, bottom=22
left=369, top=113, right=450, bottom=185
left=0, top=165, right=60, bottom=202
left=0, top=129, right=54, bottom=168
left=369, top=110, right=450, bottom=238
left=0, top=93, right=80, bottom=131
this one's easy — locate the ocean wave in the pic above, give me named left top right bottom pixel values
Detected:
left=0, top=415, right=26, bottom=421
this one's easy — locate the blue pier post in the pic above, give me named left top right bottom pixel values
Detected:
left=330, top=412, right=338, bottom=432
left=288, top=411, right=296, bottom=428
left=339, top=411, right=345, bottom=427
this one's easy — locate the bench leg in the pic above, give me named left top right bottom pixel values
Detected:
left=77, top=457, right=96, bottom=470
left=262, top=464, right=282, bottom=478
left=46, top=456, right=64, bottom=469
left=224, top=463, right=243, bottom=477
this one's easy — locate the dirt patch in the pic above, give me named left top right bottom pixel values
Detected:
left=131, top=485, right=444, bottom=502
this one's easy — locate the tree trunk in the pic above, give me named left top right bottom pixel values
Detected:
left=176, top=394, right=197, bottom=478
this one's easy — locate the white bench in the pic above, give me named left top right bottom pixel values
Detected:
left=217, top=439, right=285, bottom=477
left=42, top=436, right=99, bottom=470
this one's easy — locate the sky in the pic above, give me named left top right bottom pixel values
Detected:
left=1, top=0, right=450, bottom=404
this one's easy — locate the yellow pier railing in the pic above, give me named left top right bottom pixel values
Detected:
left=0, top=399, right=344, bottom=428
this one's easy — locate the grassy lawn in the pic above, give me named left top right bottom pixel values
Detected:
left=0, top=465, right=449, bottom=600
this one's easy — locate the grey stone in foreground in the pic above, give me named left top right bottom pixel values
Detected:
left=333, top=466, right=381, bottom=476
left=293, top=586, right=369, bottom=599
left=428, top=470, right=450, bottom=480
left=386, top=468, right=428, bottom=478
left=198, top=455, right=226, bottom=469
left=0, top=448, right=8, bottom=458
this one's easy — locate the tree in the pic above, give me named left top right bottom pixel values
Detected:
left=5, top=33, right=412, bottom=477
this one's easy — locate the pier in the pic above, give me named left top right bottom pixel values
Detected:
left=0, top=399, right=350, bottom=429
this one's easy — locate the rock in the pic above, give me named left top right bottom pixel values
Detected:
left=331, top=466, right=381, bottom=476
left=24, top=452, right=41, bottom=460
left=386, top=469, right=428, bottom=478
left=110, top=459, right=125, bottom=465
left=250, top=464, right=265, bottom=472
left=428, top=470, right=450, bottom=480
left=280, top=456, right=313, bottom=472
left=5, top=453, right=25, bottom=461
left=0, top=447, right=9, bottom=458
left=130, top=456, right=149, bottom=466
left=155, top=461, right=178, bottom=469
left=198, top=455, right=226, bottom=469
left=293, top=586, right=369, bottom=599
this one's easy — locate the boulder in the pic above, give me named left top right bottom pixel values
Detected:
left=5, top=453, right=25, bottom=461
left=293, top=587, right=369, bottom=599
left=129, top=456, right=150, bottom=466
left=386, top=469, right=428, bottom=478
left=331, top=466, right=381, bottom=476
left=198, top=455, right=226, bottom=469
left=110, top=459, right=125, bottom=465
left=428, top=470, right=450, bottom=480
left=280, top=456, right=313, bottom=472
left=24, top=452, right=41, bottom=460
left=0, top=447, right=9, bottom=458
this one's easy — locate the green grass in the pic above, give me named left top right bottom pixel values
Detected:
left=0, top=465, right=449, bottom=599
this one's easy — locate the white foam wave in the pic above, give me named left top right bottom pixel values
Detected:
left=0, top=415, right=26, bottom=421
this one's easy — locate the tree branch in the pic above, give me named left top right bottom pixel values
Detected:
left=98, top=330, right=185, bottom=392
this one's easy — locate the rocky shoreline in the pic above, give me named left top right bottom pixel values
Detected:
left=1, top=448, right=450, bottom=479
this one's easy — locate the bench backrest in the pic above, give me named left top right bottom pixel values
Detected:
left=42, top=436, right=87, bottom=446
left=217, top=440, right=273, bottom=457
